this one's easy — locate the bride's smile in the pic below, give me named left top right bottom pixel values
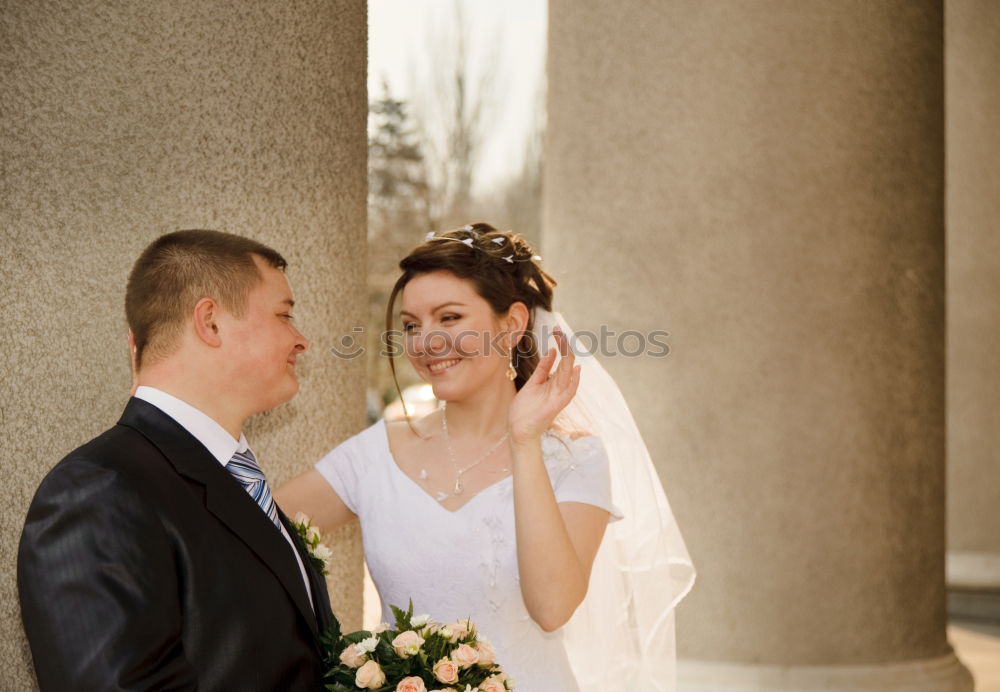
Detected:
left=400, top=270, right=515, bottom=402
left=426, top=357, right=461, bottom=374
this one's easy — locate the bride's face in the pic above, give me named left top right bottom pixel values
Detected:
left=399, top=271, right=513, bottom=401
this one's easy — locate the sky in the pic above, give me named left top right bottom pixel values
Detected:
left=367, top=0, right=547, bottom=196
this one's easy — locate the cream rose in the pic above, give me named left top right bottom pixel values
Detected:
left=445, top=619, right=472, bottom=640
left=474, top=637, right=496, bottom=666
left=338, top=643, right=366, bottom=668
left=450, top=643, right=480, bottom=668
left=392, top=629, right=425, bottom=658
left=432, top=657, right=460, bottom=684
left=396, top=676, right=427, bottom=692
left=480, top=676, right=506, bottom=692
left=354, top=660, right=386, bottom=690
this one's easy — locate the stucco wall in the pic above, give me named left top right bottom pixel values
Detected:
left=546, top=0, right=948, bottom=667
left=946, top=0, right=1000, bottom=572
left=1, top=1, right=367, bottom=687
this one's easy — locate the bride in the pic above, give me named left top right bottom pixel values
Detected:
left=276, top=223, right=694, bottom=691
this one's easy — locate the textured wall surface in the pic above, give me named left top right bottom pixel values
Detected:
left=1, top=1, right=367, bottom=687
left=546, top=0, right=953, bottom=669
left=946, top=0, right=1000, bottom=564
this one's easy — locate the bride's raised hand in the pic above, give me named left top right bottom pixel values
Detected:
left=508, top=326, right=581, bottom=445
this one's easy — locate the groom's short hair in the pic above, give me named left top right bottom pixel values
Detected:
left=126, top=230, right=287, bottom=370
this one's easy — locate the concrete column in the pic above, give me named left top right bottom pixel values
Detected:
left=945, top=0, right=1000, bottom=616
left=545, top=1, right=971, bottom=688
left=0, top=1, right=367, bottom=688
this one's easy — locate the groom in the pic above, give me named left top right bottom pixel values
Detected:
left=18, top=230, right=335, bottom=691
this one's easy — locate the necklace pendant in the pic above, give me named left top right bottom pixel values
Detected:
left=453, top=478, right=464, bottom=495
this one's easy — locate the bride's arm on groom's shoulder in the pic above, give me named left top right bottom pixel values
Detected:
left=508, top=328, right=610, bottom=633
left=275, top=469, right=356, bottom=534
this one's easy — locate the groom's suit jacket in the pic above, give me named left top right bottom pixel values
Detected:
left=18, top=397, right=336, bottom=692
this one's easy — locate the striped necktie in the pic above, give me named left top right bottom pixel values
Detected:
left=226, top=448, right=282, bottom=532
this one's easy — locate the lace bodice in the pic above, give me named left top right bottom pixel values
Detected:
left=315, top=420, right=620, bottom=692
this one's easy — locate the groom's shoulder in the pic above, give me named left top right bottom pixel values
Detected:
left=23, top=428, right=150, bottom=526
left=71, top=415, right=160, bottom=463
left=99, top=415, right=157, bottom=450
left=38, top=418, right=171, bottom=495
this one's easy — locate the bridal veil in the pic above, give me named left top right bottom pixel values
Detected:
left=532, top=309, right=696, bottom=692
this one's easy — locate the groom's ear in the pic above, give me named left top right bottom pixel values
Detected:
left=192, top=297, right=223, bottom=348
left=127, top=330, right=139, bottom=395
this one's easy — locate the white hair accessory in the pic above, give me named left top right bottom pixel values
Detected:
left=423, top=227, right=543, bottom=264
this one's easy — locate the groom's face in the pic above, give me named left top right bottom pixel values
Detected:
left=219, top=255, right=309, bottom=413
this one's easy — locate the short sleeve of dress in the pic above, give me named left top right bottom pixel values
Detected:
left=314, top=429, right=369, bottom=516
left=545, top=434, right=624, bottom=521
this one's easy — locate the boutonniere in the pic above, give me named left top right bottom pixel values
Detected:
left=292, top=512, right=332, bottom=576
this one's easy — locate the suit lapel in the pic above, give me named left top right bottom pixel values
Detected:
left=278, top=508, right=337, bottom=641
left=118, top=398, right=319, bottom=641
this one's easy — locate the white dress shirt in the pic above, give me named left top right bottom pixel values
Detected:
left=134, top=386, right=314, bottom=609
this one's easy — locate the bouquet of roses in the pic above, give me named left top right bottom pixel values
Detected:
left=321, top=601, right=513, bottom=692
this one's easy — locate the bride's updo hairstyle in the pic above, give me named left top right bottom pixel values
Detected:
left=386, top=222, right=557, bottom=398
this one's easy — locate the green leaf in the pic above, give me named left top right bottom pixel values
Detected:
left=375, top=638, right=395, bottom=660
left=390, top=603, right=409, bottom=630
left=324, top=682, right=354, bottom=692
left=342, top=630, right=374, bottom=645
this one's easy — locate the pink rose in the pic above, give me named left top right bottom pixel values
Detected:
left=446, top=619, right=472, bottom=641
left=392, top=629, right=425, bottom=658
left=338, top=643, right=366, bottom=668
left=433, top=657, right=460, bottom=684
left=480, top=676, right=506, bottom=692
left=396, top=676, right=427, bottom=692
left=475, top=638, right=496, bottom=666
left=354, top=660, right=386, bottom=690
left=450, top=643, right=480, bottom=668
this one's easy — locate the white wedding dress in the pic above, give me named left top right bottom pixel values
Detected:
left=314, top=419, right=621, bottom=692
